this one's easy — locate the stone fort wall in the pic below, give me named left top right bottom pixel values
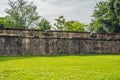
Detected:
left=0, top=28, right=120, bottom=56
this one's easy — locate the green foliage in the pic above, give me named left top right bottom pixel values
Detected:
left=2, top=16, right=16, bottom=28
left=91, top=0, right=120, bottom=33
left=0, top=17, right=4, bottom=28
left=0, top=18, right=3, bottom=24
left=0, top=55, right=120, bottom=79
left=54, top=15, right=66, bottom=30
left=38, top=17, right=51, bottom=31
left=65, top=20, right=87, bottom=32
left=5, top=0, right=40, bottom=29
left=54, top=15, right=86, bottom=32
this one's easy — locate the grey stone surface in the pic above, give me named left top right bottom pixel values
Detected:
left=0, top=29, right=120, bottom=56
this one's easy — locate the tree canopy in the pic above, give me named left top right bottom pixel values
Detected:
left=91, top=0, right=120, bottom=33
left=0, top=17, right=4, bottom=28
left=4, top=0, right=40, bottom=29
left=54, top=15, right=87, bottom=32
left=65, top=20, right=87, bottom=32
left=54, top=16, right=66, bottom=30
left=38, top=17, right=51, bottom=31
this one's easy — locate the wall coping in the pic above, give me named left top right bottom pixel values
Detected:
left=1, top=28, right=120, bottom=34
left=0, top=28, right=43, bottom=31
left=0, top=34, right=120, bottom=41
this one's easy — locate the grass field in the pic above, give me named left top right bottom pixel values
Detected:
left=0, top=55, right=120, bottom=80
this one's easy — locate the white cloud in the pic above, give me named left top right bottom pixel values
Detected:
left=0, top=0, right=107, bottom=24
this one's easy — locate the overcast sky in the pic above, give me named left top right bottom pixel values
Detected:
left=0, top=0, right=106, bottom=24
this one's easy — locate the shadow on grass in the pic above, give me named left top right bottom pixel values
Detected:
left=0, top=56, right=34, bottom=62
left=0, top=54, right=119, bottom=62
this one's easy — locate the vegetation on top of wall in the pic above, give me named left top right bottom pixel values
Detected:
left=54, top=15, right=88, bottom=32
left=1, top=0, right=120, bottom=33
left=0, top=17, right=4, bottom=28
left=38, top=17, right=51, bottom=31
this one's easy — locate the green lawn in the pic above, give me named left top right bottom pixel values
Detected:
left=0, top=55, right=120, bottom=80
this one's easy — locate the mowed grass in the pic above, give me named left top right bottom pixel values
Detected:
left=0, top=55, right=120, bottom=80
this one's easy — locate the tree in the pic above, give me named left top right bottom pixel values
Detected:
left=5, top=0, right=40, bottom=29
left=54, top=15, right=87, bottom=32
left=65, top=20, right=86, bottom=32
left=0, top=17, right=4, bottom=28
left=0, top=18, right=3, bottom=24
left=91, top=0, right=120, bottom=33
left=38, top=17, right=51, bottom=31
left=2, top=16, right=16, bottom=28
left=54, top=15, right=66, bottom=30
left=0, top=16, right=18, bottom=28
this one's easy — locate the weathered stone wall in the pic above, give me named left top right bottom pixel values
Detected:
left=0, top=28, right=120, bottom=56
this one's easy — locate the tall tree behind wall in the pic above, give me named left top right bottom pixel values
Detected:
left=54, top=15, right=66, bottom=30
left=54, top=15, right=87, bottom=32
left=65, top=20, right=87, bottom=32
left=91, top=0, right=120, bottom=33
left=38, top=17, right=51, bottom=31
left=4, top=0, right=40, bottom=29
